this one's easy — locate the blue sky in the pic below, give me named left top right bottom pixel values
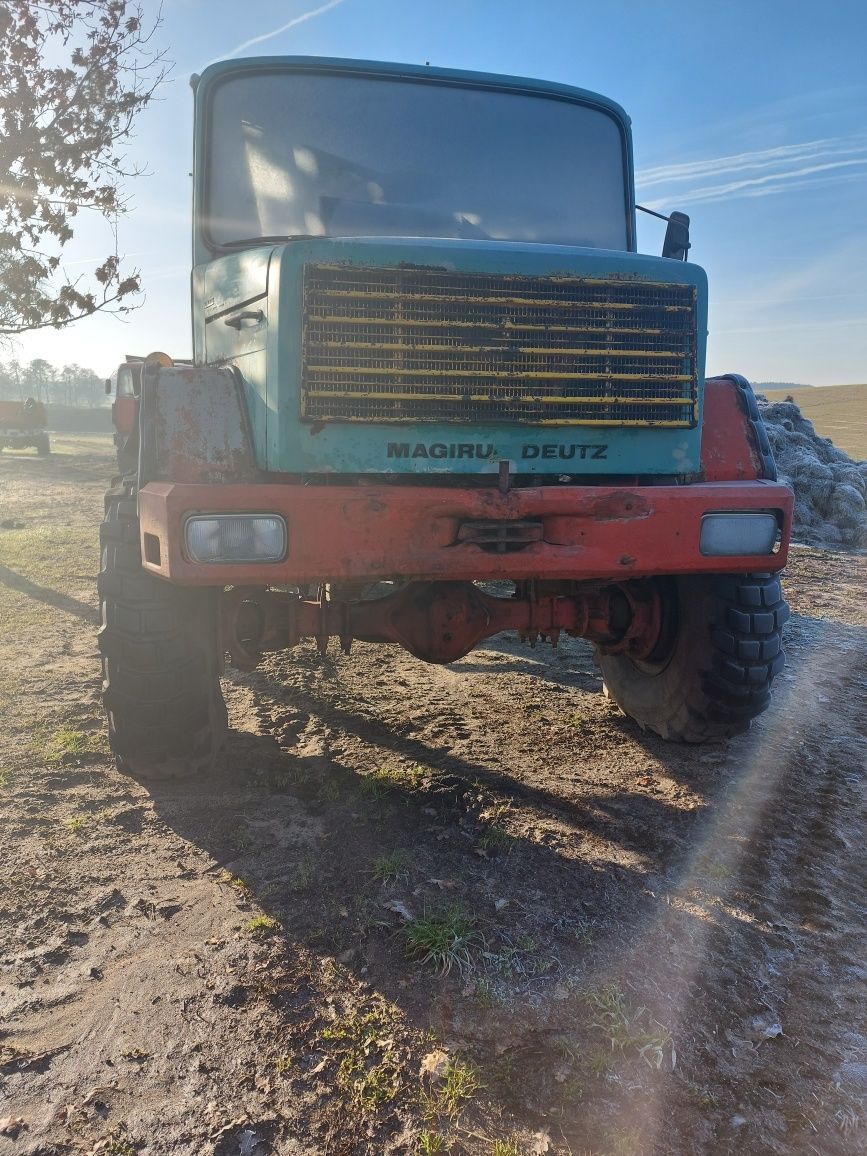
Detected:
left=14, top=0, right=867, bottom=384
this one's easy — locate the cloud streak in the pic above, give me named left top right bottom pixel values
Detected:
left=214, top=0, right=346, bottom=63
left=637, top=135, right=867, bottom=208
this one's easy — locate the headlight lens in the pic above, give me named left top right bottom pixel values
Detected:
left=699, top=512, right=779, bottom=556
left=185, top=515, right=286, bottom=563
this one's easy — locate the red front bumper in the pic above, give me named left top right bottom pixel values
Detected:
left=137, top=479, right=793, bottom=586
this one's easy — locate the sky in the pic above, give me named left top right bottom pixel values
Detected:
left=11, top=0, right=867, bottom=385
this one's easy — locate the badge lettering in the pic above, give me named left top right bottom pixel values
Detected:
left=388, top=442, right=608, bottom=461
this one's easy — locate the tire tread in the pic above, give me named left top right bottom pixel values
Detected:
left=600, top=572, right=789, bottom=744
left=99, top=482, right=226, bottom=777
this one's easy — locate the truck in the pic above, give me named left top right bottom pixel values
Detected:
left=99, top=56, right=794, bottom=779
left=0, top=398, right=50, bottom=455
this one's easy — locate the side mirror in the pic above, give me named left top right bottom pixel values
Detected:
left=662, top=212, right=691, bottom=261
left=105, top=378, right=112, bottom=396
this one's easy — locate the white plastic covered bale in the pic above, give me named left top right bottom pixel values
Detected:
left=757, top=398, right=867, bottom=549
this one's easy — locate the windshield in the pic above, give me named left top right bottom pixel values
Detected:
left=204, top=70, right=630, bottom=250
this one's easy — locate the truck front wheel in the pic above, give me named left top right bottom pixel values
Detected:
left=597, top=573, right=789, bottom=742
left=98, top=484, right=227, bottom=778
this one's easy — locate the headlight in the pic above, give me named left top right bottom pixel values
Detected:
left=185, top=515, right=286, bottom=563
left=699, top=512, right=779, bottom=556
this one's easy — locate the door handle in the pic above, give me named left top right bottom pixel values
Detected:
left=224, top=309, right=265, bottom=329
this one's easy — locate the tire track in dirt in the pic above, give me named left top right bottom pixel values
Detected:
left=229, top=602, right=867, bottom=1155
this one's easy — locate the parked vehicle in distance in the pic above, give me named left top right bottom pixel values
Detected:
left=0, top=398, right=50, bottom=455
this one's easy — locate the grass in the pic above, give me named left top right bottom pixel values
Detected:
left=472, top=977, right=495, bottom=1008
left=402, top=906, right=484, bottom=976
left=230, top=824, right=256, bottom=852
left=320, top=1002, right=402, bottom=1113
left=246, top=914, right=280, bottom=939
left=492, top=1142, right=521, bottom=1156
left=316, top=777, right=341, bottom=804
left=573, top=921, right=595, bottom=947
left=587, top=1048, right=614, bottom=1077
left=478, top=825, right=518, bottom=854
left=219, top=871, right=251, bottom=895
left=0, top=522, right=98, bottom=594
left=372, top=849, right=411, bottom=883
left=583, top=983, right=673, bottom=1071
left=100, top=1129, right=137, bottom=1156
left=290, top=853, right=315, bottom=890
left=478, top=801, right=518, bottom=855
left=268, top=770, right=294, bottom=792
left=483, top=934, right=555, bottom=979
left=361, top=762, right=430, bottom=801
left=602, top=1126, right=643, bottom=1156
left=34, top=723, right=106, bottom=767
left=421, top=1056, right=482, bottom=1120
left=0, top=768, right=11, bottom=789
left=417, top=1131, right=448, bottom=1154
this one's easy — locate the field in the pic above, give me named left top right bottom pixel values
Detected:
left=763, top=384, right=867, bottom=460
left=1, top=436, right=866, bottom=1155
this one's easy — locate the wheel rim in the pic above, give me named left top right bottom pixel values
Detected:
left=626, top=578, right=680, bottom=674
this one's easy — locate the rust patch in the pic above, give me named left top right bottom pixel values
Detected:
left=589, top=491, right=651, bottom=522
left=151, top=366, right=258, bottom=484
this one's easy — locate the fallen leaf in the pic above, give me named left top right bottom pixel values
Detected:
left=0, top=1118, right=27, bottom=1138
left=419, top=1049, right=450, bottom=1082
left=383, top=899, right=414, bottom=922
left=210, top=1117, right=249, bottom=1142
left=528, top=1131, right=551, bottom=1153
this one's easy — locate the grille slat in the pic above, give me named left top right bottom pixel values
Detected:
left=301, top=265, right=698, bottom=426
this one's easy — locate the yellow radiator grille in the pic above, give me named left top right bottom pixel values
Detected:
left=301, top=265, right=698, bottom=426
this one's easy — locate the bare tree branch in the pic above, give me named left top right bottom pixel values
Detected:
left=0, top=1, right=168, bottom=337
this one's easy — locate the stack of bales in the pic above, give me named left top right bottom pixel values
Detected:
left=757, top=398, right=867, bottom=549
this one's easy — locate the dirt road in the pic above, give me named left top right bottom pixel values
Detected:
left=1, top=437, right=865, bottom=1155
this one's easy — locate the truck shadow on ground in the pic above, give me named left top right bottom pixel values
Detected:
left=448, top=632, right=604, bottom=692
left=137, top=609, right=867, bottom=1150
left=140, top=665, right=817, bottom=1015
left=0, top=562, right=100, bottom=623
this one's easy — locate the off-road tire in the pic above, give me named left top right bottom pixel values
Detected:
left=98, top=482, right=227, bottom=778
left=598, top=573, right=789, bottom=742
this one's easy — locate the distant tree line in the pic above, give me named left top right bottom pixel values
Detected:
left=0, top=358, right=106, bottom=407
left=754, top=381, right=812, bottom=391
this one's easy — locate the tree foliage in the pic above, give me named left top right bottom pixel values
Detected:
left=0, top=1, right=167, bottom=338
left=0, top=356, right=106, bottom=405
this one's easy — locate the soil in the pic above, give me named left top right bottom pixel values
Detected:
left=1, top=436, right=865, bottom=1156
